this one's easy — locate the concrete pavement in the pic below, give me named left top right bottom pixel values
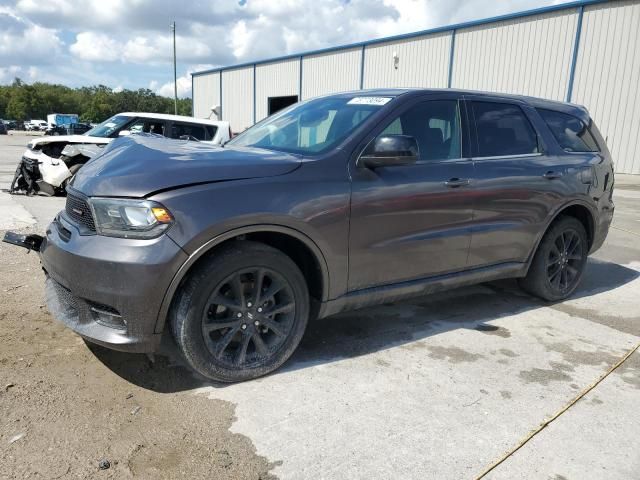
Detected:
left=1, top=131, right=638, bottom=479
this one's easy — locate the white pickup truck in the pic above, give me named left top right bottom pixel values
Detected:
left=14, top=112, right=231, bottom=195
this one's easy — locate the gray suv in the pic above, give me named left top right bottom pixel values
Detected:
left=10, top=89, right=615, bottom=382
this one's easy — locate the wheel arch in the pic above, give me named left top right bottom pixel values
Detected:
left=155, top=224, right=330, bottom=333
left=526, top=200, right=596, bottom=272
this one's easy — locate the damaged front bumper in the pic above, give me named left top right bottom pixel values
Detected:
left=5, top=213, right=188, bottom=353
left=43, top=274, right=160, bottom=352
left=2, top=231, right=43, bottom=252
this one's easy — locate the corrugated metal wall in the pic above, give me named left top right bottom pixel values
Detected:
left=363, top=31, right=451, bottom=88
left=222, top=67, right=254, bottom=132
left=255, top=58, right=300, bottom=122
left=572, top=0, right=640, bottom=174
left=192, top=0, right=640, bottom=173
left=301, top=48, right=362, bottom=99
left=452, top=9, right=578, bottom=101
left=192, top=72, right=219, bottom=119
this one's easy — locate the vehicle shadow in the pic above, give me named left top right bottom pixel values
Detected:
left=85, top=337, right=205, bottom=393
left=87, top=258, right=638, bottom=392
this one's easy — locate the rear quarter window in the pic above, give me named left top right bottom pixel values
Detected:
left=537, top=108, right=600, bottom=153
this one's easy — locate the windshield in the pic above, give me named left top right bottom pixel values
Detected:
left=84, top=115, right=132, bottom=137
left=228, top=95, right=394, bottom=154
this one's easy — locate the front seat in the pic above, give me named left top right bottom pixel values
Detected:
left=401, top=111, right=446, bottom=161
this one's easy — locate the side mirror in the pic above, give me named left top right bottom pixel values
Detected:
left=359, top=135, right=419, bottom=169
left=118, top=130, right=131, bottom=137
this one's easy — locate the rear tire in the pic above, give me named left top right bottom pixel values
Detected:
left=170, top=241, right=309, bottom=383
left=519, top=216, right=588, bottom=301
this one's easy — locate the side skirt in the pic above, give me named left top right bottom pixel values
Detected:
left=317, top=262, right=527, bottom=319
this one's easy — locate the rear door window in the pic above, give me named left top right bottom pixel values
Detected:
left=171, top=123, right=217, bottom=141
left=471, top=101, right=539, bottom=157
left=537, top=108, right=599, bottom=152
left=128, top=118, right=166, bottom=136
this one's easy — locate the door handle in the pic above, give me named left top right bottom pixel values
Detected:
left=543, top=171, right=563, bottom=180
left=444, top=178, right=470, bottom=188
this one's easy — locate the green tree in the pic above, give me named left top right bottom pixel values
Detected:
left=0, top=78, right=192, bottom=122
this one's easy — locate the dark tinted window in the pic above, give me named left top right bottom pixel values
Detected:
left=537, top=108, right=599, bottom=152
left=171, top=123, right=217, bottom=141
left=472, top=102, right=539, bottom=157
left=379, top=100, right=461, bottom=161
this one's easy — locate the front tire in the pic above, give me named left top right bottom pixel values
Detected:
left=170, top=241, right=309, bottom=383
left=519, top=216, right=588, bottom=301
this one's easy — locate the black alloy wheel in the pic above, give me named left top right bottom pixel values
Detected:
left=202, top=267, right=296, bottom=368
left=519, top=216, right=588, bottom=301
left=545, top=229, right=583, bottom=294
left=171, top=241, right=309, bottom=383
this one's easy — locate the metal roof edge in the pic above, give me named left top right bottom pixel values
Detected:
left=192, top=0, right=611, bottom=77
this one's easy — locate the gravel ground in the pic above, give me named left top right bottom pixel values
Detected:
left=0, top=226, right=278, bottom=479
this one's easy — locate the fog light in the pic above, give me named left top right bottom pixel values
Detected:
left=89, top=303, right=126, bottom=330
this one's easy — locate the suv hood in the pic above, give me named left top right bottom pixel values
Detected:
left=30, top=134, right=112, bottom=147
left=72, top=134, right=302, bottom=197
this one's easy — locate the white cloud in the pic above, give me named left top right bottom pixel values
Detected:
left=0, top=11, right=62, bottom=65
left=2, top=0, right=565, bottom=94
left=156, top=74, right=191, bottom=98
left=152, top=64, right=213, bottom=98
left=229, top=20, right=251, bottom=59
left=15, top=0, right=244, bottom=33
left=0, top=66, right=23, bottom=84
left=68, top=31, right=219, bottom=65
left=70, top=32, right=120, bottom=61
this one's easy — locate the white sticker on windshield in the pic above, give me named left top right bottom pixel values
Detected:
left=104, top=122, right=116, bottom=128
left=347, top=97, right=392, bottom=106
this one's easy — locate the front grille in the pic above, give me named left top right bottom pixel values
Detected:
left=45, top=277, right=79, bottom=323
left=65, top=192, right=96, bottom=231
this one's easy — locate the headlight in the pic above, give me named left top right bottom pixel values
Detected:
left=88, top=198, right=174, bottom=239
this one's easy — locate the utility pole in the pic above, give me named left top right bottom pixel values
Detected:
left=171, top=21, right=177, bottom=115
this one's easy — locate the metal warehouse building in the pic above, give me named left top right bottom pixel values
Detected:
left=192, top=0, right=640, bottom=174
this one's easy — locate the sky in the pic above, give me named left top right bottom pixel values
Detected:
left=0, top=0, right=566, bottom=98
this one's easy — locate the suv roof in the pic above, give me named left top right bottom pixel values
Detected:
left=117, top=112, right=227, bottom=126
left=337, top=88, right=590, bottom=123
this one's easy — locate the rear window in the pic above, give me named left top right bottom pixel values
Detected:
left=537, top=108, right=599, bottom=152
left=471, top=102, right=539, bottom=157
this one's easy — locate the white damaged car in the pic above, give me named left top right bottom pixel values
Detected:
left=11, top=112, right=231, bottom=196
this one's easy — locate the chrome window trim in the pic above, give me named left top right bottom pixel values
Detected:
left=562, top=149, right=599, bottom=155
left=472, top=152, right=543, bottom=161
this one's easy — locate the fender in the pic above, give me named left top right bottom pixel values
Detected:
left=523, top=198, right=597, bottom=273
left=154, top=224, right=331, bottom=333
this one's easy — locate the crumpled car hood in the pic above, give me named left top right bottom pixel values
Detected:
left=31, top=134, right=112, bottom=146
left=71, top=134, right=302, bottom=197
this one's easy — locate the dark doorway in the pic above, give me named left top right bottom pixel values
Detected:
left=268, top=96, right=298, bottom=115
